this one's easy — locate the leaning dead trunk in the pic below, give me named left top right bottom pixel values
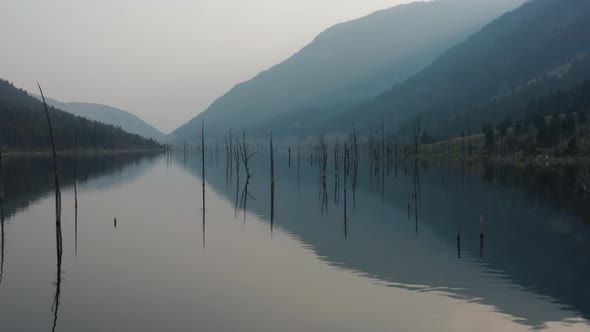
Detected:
left=38, top=84, right=62, bottom=219
left=38, top=84, right=63, bottom=332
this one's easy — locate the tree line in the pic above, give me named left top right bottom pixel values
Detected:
left=419, top=80, right=590, bottom=158
left=0, top=80, right=163, bottom=152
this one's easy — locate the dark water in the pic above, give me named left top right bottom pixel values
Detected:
left=0, top=152, right=589, bottom=331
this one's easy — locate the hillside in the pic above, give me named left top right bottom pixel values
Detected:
left=420, top=80, right=590, bottom=159
left=38, top=96, right=165, bottom=141
left=324, top=0, right=590, bottom=138
left=0, top=79, right=162, bottom=152
left=173, top=0, right=525, bottom=141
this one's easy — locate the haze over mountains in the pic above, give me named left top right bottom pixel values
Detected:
left=172, top=0, right=526, bottom=141
left=37, top=97, right=165, bottom=142
left=326, top=0, right=590, bottom=138
left=4, top=0, right=589, bottom=149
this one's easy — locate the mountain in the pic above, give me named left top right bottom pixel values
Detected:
left=172, top=0, right=526, bottom=141
left=0, top=79, right=162, bottom=152
left=38, top=97, right=165, bottom=142
left=323, top=0, right=590, bottom=138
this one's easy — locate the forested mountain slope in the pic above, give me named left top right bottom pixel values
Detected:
left=325, top=0, right=590, bottom=138
left=39, top=97, right=164, bottom=142
left=0, top=80, right=162, bottom=152
left=173, top=0, right=525, bottom=141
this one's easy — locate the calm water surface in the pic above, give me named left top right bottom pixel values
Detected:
left=0, top=152, right=589, bottom=331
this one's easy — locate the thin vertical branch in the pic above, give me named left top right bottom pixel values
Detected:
left=480, top=215, right=485, bottom=257
left=270, top=133, right=275, bottom=234
left=237, top=129, right=254, bottom=178
left=201, top=120, right=206, bottom=249
left=224, top=135, right=229, bottom=191
left=74, top=159, right=78, bottom=258
left=344, top=143, right=348, bottom=239
left=0, top=143, right=4, bottom=226
left=457, top=223, right=461, bottom=259
left=297, top=143, right=300, bottom=192
left=229, top=128, right=233, bottom=181
left=381, top=114, right=385, bottom=162
left=0, top=143, right=4, bottom=285
left=73, top=160, right=78, bottom=210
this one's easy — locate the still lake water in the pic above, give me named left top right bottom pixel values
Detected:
left=0, top=152, right=589, bottom=331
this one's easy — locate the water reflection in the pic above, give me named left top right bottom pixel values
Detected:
left=0, top=153, right=161, bottom=332
left=0, top=148, right=4, bottom=286
left=0, top=150, right=589, bottom=331
left=0, top=153, right=160, bottom=222
left=51, top=213, right=63, bottom=332
left=178, top=152, right=590, bottom=329
left=0, top=206, right=4, bottom=287
left=73, top=161, right=78, bottom=258
left=239, top=177, right=253, bottom=222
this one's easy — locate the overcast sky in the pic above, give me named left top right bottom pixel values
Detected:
left=0, top=0, right=419, bottom=133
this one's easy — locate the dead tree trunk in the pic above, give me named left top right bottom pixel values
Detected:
left=238, top=129, right=254, bottom=178
left=344, top=143, right=348, bottom=239
left=201, top=123, right=206, bottom=205
left=0, top=144, right=3, bottom=285
left=201, top=120, right=206, bottom=248
left=224, top=135, right=230, bottom=189
left=39, top=84, right=63, bottom=332
left=270, top=133, right=275, bottom=233
left=0, top=144, right=4, bottom=282
left=38, top=84, right=62, bottom=255
left=73, top=160, right=78, bottom=210
left=297, top=143, right=301, bottom=192
left=353, top=125, right=358, bottom=163
left=229, top=129, right=233, bottom=181
left=413, top=116, right=421, bottom=157
left=73, top=159, right=78, bottom=256
left=0, top=143, right=4, bottom=224
left=381, top=114, right=386, bottom=162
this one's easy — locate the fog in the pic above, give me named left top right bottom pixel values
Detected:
left=0, top=0, right=417, bottom=133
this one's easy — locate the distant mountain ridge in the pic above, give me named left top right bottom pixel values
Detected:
left=38, top=96, right=165, bottom=142
left=173, top=0, right=526, bottom=141
left=321, top=0, right=590, bottom=137
left=0, top=79, right=162, bottom=152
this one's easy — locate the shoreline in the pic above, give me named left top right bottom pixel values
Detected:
left=3, top=149, right=166, bottom=158
left=415, top=153, right=590, bottom=167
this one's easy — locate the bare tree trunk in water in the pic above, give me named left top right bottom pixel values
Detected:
left=270, top=133, right=275, bottom=234
left=201, top=120, right=206, bottom=249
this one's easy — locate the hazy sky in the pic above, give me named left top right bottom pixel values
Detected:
left=0, top=0, right=418, bottom=133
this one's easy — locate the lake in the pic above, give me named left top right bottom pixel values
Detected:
left=0, top=151, right=589, bottom=331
